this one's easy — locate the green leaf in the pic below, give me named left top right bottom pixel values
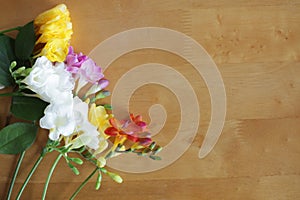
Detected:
left=0, top=122, right=38, bottom=154
left=0, top=34, right=16, bottom=86
left=11, top=96, right=49, bottom=121
left=15, top=21, right=35, bottom=60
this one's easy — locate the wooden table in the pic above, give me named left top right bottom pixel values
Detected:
left=0, top=1, right=299, bottom=199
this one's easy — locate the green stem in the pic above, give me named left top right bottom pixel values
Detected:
left=16, top=153, right=44, bottom=200
left=0, top=26, right=21, bottom=34
left=69, top=167, right=98, bottom=200
left=41, top=154, right=63, bottom=200
left=0, top=92, right=23, bottom=97
left=6, top=151, right=26, bottom=200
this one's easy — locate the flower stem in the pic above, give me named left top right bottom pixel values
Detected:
left=0, top=26, right=21, bottom=34
left=16, top=153, right=44, bottom=200
left=42, top=154, right=63, bottom=200
left=6, top=151, right=26, bottom=200
left=0, top=92, right=23, bottom=97
left=69, top=167, right=98, bottom=200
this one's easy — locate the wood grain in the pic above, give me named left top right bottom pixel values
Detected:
left=0, top=0, right=299, bottom=199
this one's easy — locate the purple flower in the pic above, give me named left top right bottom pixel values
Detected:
left=66, top=46, right=107, bottom=95
left=65, top=46, right=88, bottom=73
left=79, top=58, right=104, bottom=84
left=65, top=46, right=104, bottom=84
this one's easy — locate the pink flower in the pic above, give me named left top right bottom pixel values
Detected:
left=105, top=114, right=152, bottom=146
left=65, top=46, right=104, bottom=84
left=65, top=46, right=88, bottom=73
left=79, top=58, right=104, bottom=84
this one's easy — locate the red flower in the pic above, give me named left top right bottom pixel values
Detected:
left=104, top=114, right=152, bottom=145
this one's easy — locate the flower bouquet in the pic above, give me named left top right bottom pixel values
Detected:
left=0, top=4, right=161, bottom=199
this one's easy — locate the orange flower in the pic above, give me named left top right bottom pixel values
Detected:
left=105, top=114, right=152, bottom=146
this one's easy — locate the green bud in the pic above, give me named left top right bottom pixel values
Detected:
left=25, top=68, right=32, bottom=75
left=149, top=155, right=162, bottom=160
left=68, top=163, right=80, bottom=175
left=149, top=142, right=156, bottom=150
left=107, top=172, right=123, bottom=183
left=95, top=172, right=102, bottom=190
left=10, top=61, right=17, bottom=70
left=154, top=146, right=163, bottom=154
left=14, top=66, right=26, bottom=74
left=68, top=157, right=83, bottom=165
left=71, top=167, right=80, bottom=175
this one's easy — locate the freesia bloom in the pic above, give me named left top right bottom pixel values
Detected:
left=69, top=97, right=108, bottom=151
left=78, top=59, right=104, bottom=84
left=89, top=103, right=111, bottom=134
left=40, top=99, right=75, bottom=140
left=65, top=46, right=104, bottom=83
left=88, top=103, right=111, bottom=155
left=40, top=96, right=109, bottom=150
left=22, top=56, right=74, bottom=104
left=23, top=56, right=76, bottom=141
left=74, top=59, right=105, bottom=94
left=65, top=47, right=107, bottom=95
left=38, top=39, right=70, bottom=63
left=105, top=114, right=152, bottom=146
left=34, top=4, right=72, bottom=62
left=65, top=46, right=88, bottom=73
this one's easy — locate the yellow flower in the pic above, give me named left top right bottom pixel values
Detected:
left=89, top=103, right=112, bottom=135
left=39, top=39, right=69, bottom=62
left=36, top=20, right=72, bottom=44
left=34, top=4, right=72, bottom=62
left=88, top=103, right=112, bottom=156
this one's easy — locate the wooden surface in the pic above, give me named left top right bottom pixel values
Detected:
left=1, top=0, right=300, bottom=199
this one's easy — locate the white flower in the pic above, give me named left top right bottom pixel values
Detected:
left=40, top=98, right=75, bottom=140
left=0, top=84, right=4, bottom=90
left=70, top=97, right=108, bottom=150
left=22, top=56, right=74, bottom=104
left=23, top=57, right=106, bottom=149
